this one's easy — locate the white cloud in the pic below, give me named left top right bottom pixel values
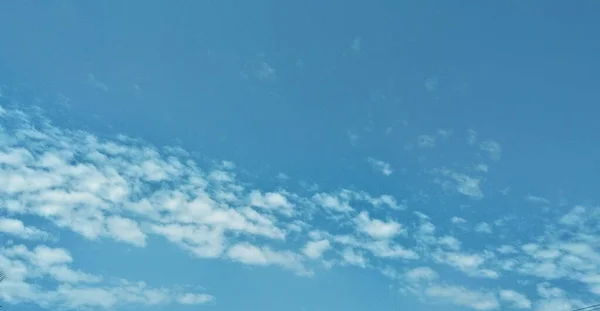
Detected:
left=0, top=217, right=48, bottom=240
left=525, top=195, right=550, bottom=204
left=367, top=194, right=406, bottom=210
left=364, top=240, right=419, bottom=260
left=347, top=130, right=359, bottom=145
left=354, top=211, right=403, bottom=240
left=475, top=222, right=493, bottom=234
left=367, top=157, right=393, bottom=176
left=417, top=135, right=436, bottom=148
left=302, top=239, right=330, bottom=259
left=312, top=192, right=353, bottom=212
left=226, top=242, right=309, bottom=275
left=151, top=223, right=225, bottom=258
left=451, top=217, right=467, bottom=224
left=0, top=244, right=212, bottom=309
left=433, top=250, right=499, bottom=279
left=255, top=62, right=276, bottom=80
left=406, top=267, right=438, bottom=282
left=467, top=129, right=478, bottom=145
left=425, top=284, right=499, bottom=310
left=497, top=245, right=518, bottom=254
left=249, top=190, right=294, bottom=215
left=435, top=169, right=484, bottom=199
left=47, top=265, right=101, bottom=284
left=86, top=73, right=108, bottom=91
left=425, top=76, right=439, bottom=92
left=177, top=293, right=215, bottom=305
left=480, top=140, right=501, bottom=160
left=105, top=216, right=146, bottom=247
left=559, top=206, right=586, bottom=226
left=352, top=36, right=361, bottom=51
left=438, top=236, right=461, bottom=250
left=499, top=289, right=532, bottom=309
left=4, top=99, right=600, bottom=311
left=340, top=248, right=367, bottom=268
left=437, top=129, right=453, bottom=138
left=474, top=163, right=489, bottom=172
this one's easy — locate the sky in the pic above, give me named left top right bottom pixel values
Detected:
left=1, top=1, right=600, bottom=311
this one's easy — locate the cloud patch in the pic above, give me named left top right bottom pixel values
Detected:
left=367, top=157, right=393, bottom=176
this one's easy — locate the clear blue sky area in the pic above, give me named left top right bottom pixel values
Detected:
left=1, top=1, right=599, bottom=311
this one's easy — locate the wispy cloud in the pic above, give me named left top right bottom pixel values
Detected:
left=86, top=73, right=108, bottom=91
left=434, top=169, right=484, bottom=199
left=0, top=217, right=49, bottom=240
left=367, top=157, right=393, bottom=176
left=525, top=195, right=550, bottom=204
left=0, top=244, right=213, bottom=309
left=474, top=222, right=493, bottom=234
left=354, top=211, right=404, bottom=240
left=347, top=130, right=359, bottom=146
left=425, top=284, right=499, bottom=310
left=2, top=99, right=600, bottom=311
left=451, top=217, right=467, bottom=224
left=417, top=135, right=436, bottom=148
left=352, top=36, right=361, bottom=51
left=480, top=140, right=502, bottom=160
left=467, top=129, right=478, bottom=145
left=425, top=76, right=439, bottom=93
left=255, top=62, right=276, bottom=81
left=499, top=289, right=532, bottom=309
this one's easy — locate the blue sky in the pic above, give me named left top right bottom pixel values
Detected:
left=1, top=1, right=600, bottom=311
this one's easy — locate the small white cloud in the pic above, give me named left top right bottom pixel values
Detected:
left=433, top=251, right=498, bottom=279
left=226, top=243, right=308, bottom=275
left=499, top=289, right=531, bottom=309
left=341, top=247, right=367, bottom=268
left=352, top=36, right=361, bottom=51
left=312, top=192, right=353, bottom=212
left=406, top=267, right=438, bottom=282
left=438, top=236, right=462, bottom=250
left=276, top=172, right=289, bottom=181
left=497, top=245, right=518, bottom=254
left=347, top=130, right=359, bottom=146
left=480, top=140, right=501, bottom=160
left=425, top=284, right=499, bottom=310
left=302, top=239, right=330, bottom=259
left=367, top=194, right=406, bottom=210
left=105, top=216, right=147, bottom=247
left=0, top=217, right=48, bottom=240
left=525, top=195, right=550, bottom=204
left=367, top=157, right=393, bottom=176
left=47, top=265, right=102, bottom=284
left=364, top=240, right=419, bottom=260
left=87, top=73, right=108, bottom=91
left=354, top=211, right=403, bottom=240
left=451, top=217, right=467, bottom=224
left=559, top=206, right=586, bottom=226
left=475, top=222, right=493, bottom=234
left=437, top=129, right=453, bottom=138
left=249, top=190, right=294, bottom=215
left=151, top=223, right=225, bottom=258
left=417, top=135, right=436, bottom=148
left=474, top=163, right=489, bottom=172
left=435, top=169, right=483, bottom=199
left=255, top=62, right=276, bottom=80
left=177, top=293, right=215, bottom=305
left=425, top=76, right=439, bottom=93
left=467, top=129, right=478, bottom=145
left=32, top=245, right=73, bottom=267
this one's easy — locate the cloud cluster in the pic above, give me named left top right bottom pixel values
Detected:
left=0, top=244, right=213, bottom=309
left=1, top=100, right=599, bottom=311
